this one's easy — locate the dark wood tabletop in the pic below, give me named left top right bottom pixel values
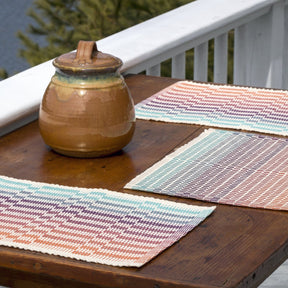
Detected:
left=0, top=74, right=288, bottom=288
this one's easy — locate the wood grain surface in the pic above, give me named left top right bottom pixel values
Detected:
left=0, top=75, right=288, bottom=288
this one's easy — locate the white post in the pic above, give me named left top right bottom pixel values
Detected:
left=146, top=64, right=161, bottom=76
left=266, top=0, right=285, bottom=88
left=172, top=52, right=186, bottom=79
left=194, top=42, right=208, bottom=82
left=214, top=33, right=228, bottom=84
left=233, top=24, right=247, bottom=85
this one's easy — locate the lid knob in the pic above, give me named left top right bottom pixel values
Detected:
left=73, top=41, right=98, bottom=65
left=53, top=40, right=123, bottom=73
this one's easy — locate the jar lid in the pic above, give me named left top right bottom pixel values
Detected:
left=53, top=40, right=123, bottom=73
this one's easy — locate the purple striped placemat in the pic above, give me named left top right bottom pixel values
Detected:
left=135, top=81, right=288, bottom=136
left=0, top=176, right=215, bottom=267
left=125, top=129, right=288, bottom=210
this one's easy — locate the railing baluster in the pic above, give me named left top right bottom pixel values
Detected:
left=266, top=0, right=285, bottom=88
left=146, top=64, right=161, bottom=77
left=233, top=25, right=246, bottom=85
left=214, top=33, right=228, bottom=84
left=233, top=25, right=247, bottom=85
left=172, top=52, right=186, bottom=79
left=194, top=42, right=208, bottom=82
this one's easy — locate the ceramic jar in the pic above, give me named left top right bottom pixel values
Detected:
left=39, top=41, right=135, bottom=157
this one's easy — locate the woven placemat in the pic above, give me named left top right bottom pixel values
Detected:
left=0, top=176, right=215, bottom=267
left=135, top=81, right=288, bottom=136
left=125, top=129, right=288, bottom=210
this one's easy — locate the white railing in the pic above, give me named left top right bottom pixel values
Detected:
left=0, top=0, right=287, bottom=136
left=110, top=0, right=287, bottom=89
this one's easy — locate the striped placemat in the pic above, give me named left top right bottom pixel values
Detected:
left=135, top=81, right=288, bottom=136
left=125, top=129, right=288, bottom=210
left=0, top=176, right=215, bottom=267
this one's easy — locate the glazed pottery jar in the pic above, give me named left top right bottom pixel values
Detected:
left=39, top=41, right=135, bottom=157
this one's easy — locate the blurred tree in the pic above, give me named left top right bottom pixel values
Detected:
left=18, top=0, right=192, bottom=66
left=0, top=68, right=8, bottom=80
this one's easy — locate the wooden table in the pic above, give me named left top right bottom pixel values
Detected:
left=0, top=74, right=288, bottom=288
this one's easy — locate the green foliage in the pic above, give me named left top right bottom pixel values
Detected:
left=0, top=68, right=8, bottom=80
left=18, top=0, right=192, bottom=66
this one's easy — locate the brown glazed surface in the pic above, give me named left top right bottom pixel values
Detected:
left=39, top=41, right=135, bottom=158
left=39, top=75, right=135, bottom=157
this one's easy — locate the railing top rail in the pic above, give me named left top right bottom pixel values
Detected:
left=98, top=0, right=281, bottom=72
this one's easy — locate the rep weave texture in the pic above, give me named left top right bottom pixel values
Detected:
left=135, top=81, right=288, bottom=136
left=0, top=176, right=215, bottom=267
left=126, top=129, right=288, bottom=210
